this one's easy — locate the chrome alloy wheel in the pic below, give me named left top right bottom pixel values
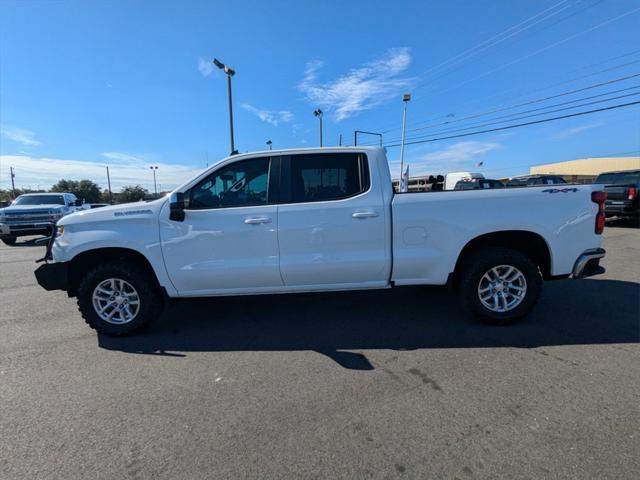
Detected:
left=477, top=265, right=527, bottom=313
left=92, top=278, right=140, bottom=324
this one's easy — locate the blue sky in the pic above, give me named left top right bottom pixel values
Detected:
left=1, top=0, right=639, bottom=191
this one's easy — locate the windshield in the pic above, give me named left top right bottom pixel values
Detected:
left=14, top=194, right=66, bottom=206
left=595, top=172, right=640, bottom=185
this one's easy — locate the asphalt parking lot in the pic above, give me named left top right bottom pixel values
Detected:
left=1, top=223, right=638, bottom=479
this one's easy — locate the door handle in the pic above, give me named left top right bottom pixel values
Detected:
left=352, top=211, right=379, bottom=219
left=244, top=216, right=272, bottom=225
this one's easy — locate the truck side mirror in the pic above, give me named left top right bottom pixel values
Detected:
left=169, top=192, right=185, bottom=222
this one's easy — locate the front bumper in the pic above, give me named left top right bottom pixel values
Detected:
left=0, top=221, right=54, bottom=237
left=571, top=248, right=606, bottom=279
left=34, top=262, right=70, bottom=291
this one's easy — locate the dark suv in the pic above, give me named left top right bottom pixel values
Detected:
left=594, top=170, right=640, bottom=224
left=454, top=179, right=505, bottom=190
left=505, top=175, right=567, bottom=188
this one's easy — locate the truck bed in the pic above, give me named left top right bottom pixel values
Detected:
left=390, top=185, right=602, bottom=285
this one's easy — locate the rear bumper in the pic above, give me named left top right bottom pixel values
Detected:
left=604, top=201, right=637, bottom=217
left=34, top=262, right=70, bottom=291
left=571, top=248, right=606, bottom=279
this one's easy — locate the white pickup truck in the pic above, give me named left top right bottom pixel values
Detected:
left=35, top=147, right=606, bottom=335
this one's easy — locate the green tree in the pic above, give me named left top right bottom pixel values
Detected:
left=51, top=179, right=102, bottom=203
left=118, top=185, right=148, bottom=203
left=0, top=188, right=45, bottom=204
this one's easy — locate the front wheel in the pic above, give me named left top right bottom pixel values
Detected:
left=77, top=261, right=162, bottom=335
left=459, top=247, right=542, bottom=324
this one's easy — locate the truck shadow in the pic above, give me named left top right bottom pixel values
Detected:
left=98, top=278, right=639, bottom=370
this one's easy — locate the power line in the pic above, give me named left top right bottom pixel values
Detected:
left=376, top=85, right=640, bottom=145
left=378, top=52, right=640, bottom=134
left=412, top=0, right=607, bottom=96
left=383, top=100, right=640, bottom=148
left=404, top=74, right=640, bottom=135
left=418, top=5, right=640, bottom=100
left=370, top=70, right=640, bottom=142
left=412, top=0, right=575, bottom=88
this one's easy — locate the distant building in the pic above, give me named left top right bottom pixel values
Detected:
left=391, top=175, right=433, bottom=192
left=529, top=156, right=640, bottom=184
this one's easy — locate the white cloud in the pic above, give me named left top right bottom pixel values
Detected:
left=1, top=126, right=41, bottom=146
left=552, top=122, right=603, bottom=140
left=241, top=103, right=294, bottom=126
left=298, top=48, right=413, bottom=121
left=0, top=154, right=203, bottom=192
left=197, top=57, right=214, bottom=77
left=388, top=141, right=501, bottom=177
left=101, top=151, right=148, bottom=163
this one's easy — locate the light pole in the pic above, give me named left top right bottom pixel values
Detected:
left=313, top=109, right=323, bottom=147
left=213, top=58, right=237, bottom=155
left=399, top=93, right=411, bottom=191
left=149, top=166, right=158, bottom=196
left=266, top=139, right=272, bottom=150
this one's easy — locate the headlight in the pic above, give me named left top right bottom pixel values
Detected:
left=49, top=213, right=63, bottom=221
left=55, top=225, right=64, bottom=237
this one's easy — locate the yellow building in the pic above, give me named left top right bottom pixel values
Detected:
left=530, top=156, right=640, bottom=183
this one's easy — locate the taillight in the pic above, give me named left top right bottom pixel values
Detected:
left=591, top=191, right=607, bottom=234
left=627, top=186, right=637, bottom=201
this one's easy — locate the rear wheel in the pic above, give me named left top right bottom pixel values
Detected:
left=459, top=247, right=542, bottom=324
left=1, top=236, right=17, bottom=246
left=77, top=261, right=162, bottom=335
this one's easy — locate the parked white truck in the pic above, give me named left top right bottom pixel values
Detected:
left=35, top=148, right=606, bottom=335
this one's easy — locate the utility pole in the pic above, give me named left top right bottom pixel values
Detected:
left=10, top=167, right=17, bottom=198
left=149, top=166, right=158, bottom=196
left=313, top=109, right=323, bottom=147
left=399, top=94, right=411, bottom=189
left=339, top=134, right=342, bottom=146
left=106, top=166, right=113, bottom=204
left=213, top=58, right=237, bottom=155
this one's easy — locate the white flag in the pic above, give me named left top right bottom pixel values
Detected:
left=401, top=164, right=410, bottom=193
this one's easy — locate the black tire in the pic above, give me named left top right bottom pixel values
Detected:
left=1, top=236, right=17, bottom=246
left=458, top=247, right=542, bottom=325
left=77, top=261, right=162, bottom=335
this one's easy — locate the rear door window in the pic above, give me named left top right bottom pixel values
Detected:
left=287, top=153, right=369, bottom=203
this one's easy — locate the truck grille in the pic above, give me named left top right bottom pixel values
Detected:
left=3, top=212, right=54, bottom=223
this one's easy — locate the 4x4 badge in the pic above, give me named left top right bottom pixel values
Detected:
left=542, top=188, right=578, bottom=193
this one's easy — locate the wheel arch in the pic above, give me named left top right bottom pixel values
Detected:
left=452, top=230, right=552, bottom=283
left=67, top=247, right=162, bottom=296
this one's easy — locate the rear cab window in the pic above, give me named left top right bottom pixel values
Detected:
left=284, top=153, right=370, bottom=203
left=595, top=172, right=640, bottom=185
